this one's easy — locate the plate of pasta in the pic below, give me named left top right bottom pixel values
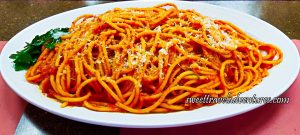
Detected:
left=0, top=1, right=299, bottom=128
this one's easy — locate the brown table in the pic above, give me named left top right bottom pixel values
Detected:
left=0, top=1, right=299, bottom=134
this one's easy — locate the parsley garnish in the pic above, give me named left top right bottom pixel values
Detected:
left=9, top=28, right=69, bottom=71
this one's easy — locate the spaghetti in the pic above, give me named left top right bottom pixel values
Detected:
left=25, top=3, right=283, bottom=113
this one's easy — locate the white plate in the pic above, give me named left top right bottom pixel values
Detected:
left=0, top=1, right=299, bottom=128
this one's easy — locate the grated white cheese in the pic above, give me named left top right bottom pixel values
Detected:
left=200, top=57, right=208, bottom=61
left=206, top=30, right=238, bottom=50
left=159, top=48, right=168, bottom=55
left=153, top=25, right=162, bottom=32
left=127, top=49, right=131, bottom=54
left=124, top=62, right=128, bottom=67
left=136, top=52, right=141, bottom=57
left=109, top=59, right=113, bottom=64
left=192, top=16, right=202, bottom=21
left=131, top=60, right=137, bottom=65
left=141, top=55, right=147, bottom=63
left=247, top=45, right=253, bottom=50
left=145, top=51, right=153, bottom=56
left=62, top=69, right=67, bottom=74
left=95, top=60, right=102, bottom=64
left=203, top=17, right=220, bottom=30
left=179, top=13, right=184, bottom=17
left=203, top=17, right=212, bottom=28
left=207, top=35, right=217, bottom=44
left=159, top=70, right=164, bottom=79
left=137, top=43, right=142, bottom=51
left=166, top=41, right=173, bottom=49
left=213, top=23, right=220, bottom=29
left=179, top=44, right=185, bottom=50
left=158, top=58, right=164, bottom=79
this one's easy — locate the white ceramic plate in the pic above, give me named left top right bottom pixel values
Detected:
left=0, top=1, right=299, bottom=128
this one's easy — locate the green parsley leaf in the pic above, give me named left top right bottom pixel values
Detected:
left=9, top=28, right=69, bottom=71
